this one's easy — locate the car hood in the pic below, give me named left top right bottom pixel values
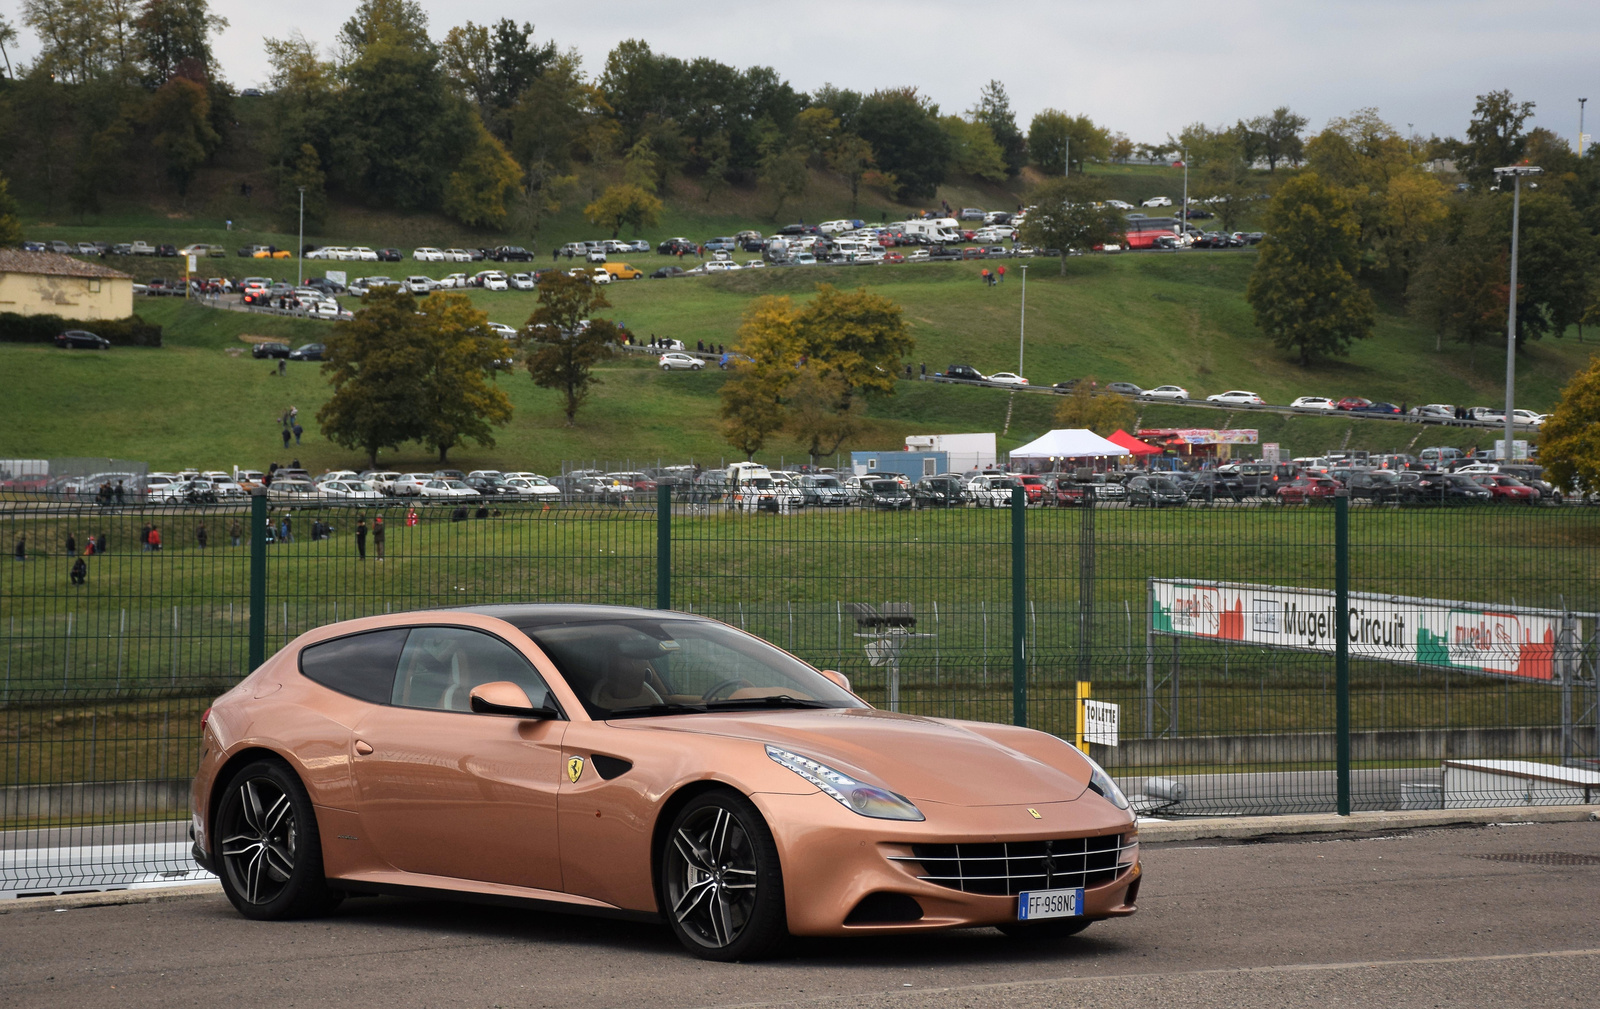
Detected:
left=624, top=707, right=1092, bottom=807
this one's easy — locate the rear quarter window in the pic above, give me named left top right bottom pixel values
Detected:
left=298, top=628, right=409, bottom=704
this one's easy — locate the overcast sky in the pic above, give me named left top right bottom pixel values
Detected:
left=8, top=0, right=1599, bottom=145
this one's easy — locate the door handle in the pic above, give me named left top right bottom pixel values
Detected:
left=355, top=740, right=373, bottom=755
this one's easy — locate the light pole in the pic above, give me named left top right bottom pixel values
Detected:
left=1018, top=264, right=1028, bottom=376
left=1581, top=98, right=1589, bottom=157
left=1494, top=164, right=1542, bottom=461
left=1179, top=148, right=1188, bottom=240
left=1064, top=137, right=1069, bottom=178
left=296, top=186, right=306, bottom=287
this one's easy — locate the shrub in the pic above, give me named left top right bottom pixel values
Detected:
left=0, top=313, right=163, bottom=347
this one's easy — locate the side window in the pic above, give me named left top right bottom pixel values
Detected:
left=298, top=628, right=409, bottom=705
left=393, top=627, right=554, bottom=713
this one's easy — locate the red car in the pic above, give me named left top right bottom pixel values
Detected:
left=1276, top=476, right=1340, bottom=504
left=883, top=252, right=905, bottom=264
left=1335, top=397, right=1372, bottom=411
left=1015, top=474, right=1049, bottom=504
left=1470, top=474, right=1537, bottom=503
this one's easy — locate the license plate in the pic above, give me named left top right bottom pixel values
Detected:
left=1017, top=887, right=1084, bottom=921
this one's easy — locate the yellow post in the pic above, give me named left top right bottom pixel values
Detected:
left=1074, top=681, right=1091, bottom=751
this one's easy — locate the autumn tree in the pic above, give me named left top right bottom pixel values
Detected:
left=785, top=368, right=864, bottom=463
left=444, top=119, right=523, bottom=228
left=0, top=173, right=21, bottom=247
left=276, top=143, right=327, bottom=231
left=318, top=289, right=430, bottom=468
left=412, top=293, right=514, bottom=462
left=827, top=134, right=875, bottom=210
left=1245, top=172, right=1375, bottom=365
left=1018, top=176, right=1126, bottom=274
left=940, top=116, right=1006, bottom=181
left=759, top=138, right=809, bottom=220
left=145, top=76, right=219, bottom=197
left=583, top=183, right=663, bottom=237
left=1537, top=356, right=1600, bottom=496
left=134, top=0, right=227, bottom=85
left=523, top=272, right=621, bottom=426
left=1053, top=379, right=1134, bottom=436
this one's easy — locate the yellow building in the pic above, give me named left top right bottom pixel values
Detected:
left=0, top=249, right=135, bottom=321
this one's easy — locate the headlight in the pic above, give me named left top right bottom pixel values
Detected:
left=765, top=745, right=925, bottom=821
left=1083, top=753, right=1130, bottom=810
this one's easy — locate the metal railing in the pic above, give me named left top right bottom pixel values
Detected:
left=2, top=490, right=1596, bottom=895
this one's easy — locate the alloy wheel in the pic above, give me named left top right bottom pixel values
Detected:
left=664, top=806, right=759, bottom=948
left=219, top=777, right=299, bottom=905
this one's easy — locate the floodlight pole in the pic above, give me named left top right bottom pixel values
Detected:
left=1064, top=138, right=1069, bottom=178
left=1180, top=148, right=1189, bottom=238
left=1495, top=165, right=1542, bottom=460
left=1581, top=99, right=1588, bottom=157
left=296, top=186, right=306, bottom=287
left=1018, top=265, right=1028, bottom=376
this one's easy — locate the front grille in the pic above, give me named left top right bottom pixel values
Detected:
left=889, top=834, right=1134, bottom=896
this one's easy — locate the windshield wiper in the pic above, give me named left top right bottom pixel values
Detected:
left=703, top=696, right=834, bottom=711
left=605, top=703, right=709, bottom=719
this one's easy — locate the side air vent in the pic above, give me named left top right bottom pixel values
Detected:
left=844, top=892, right=924, bottom=925
left=590, top=754, right=633, bottom=780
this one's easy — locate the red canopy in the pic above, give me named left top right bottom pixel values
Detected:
left=1108, top=429, right=1160, bottom=456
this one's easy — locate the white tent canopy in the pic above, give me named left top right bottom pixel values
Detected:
left=1007, top=428, right=1128, bottom=460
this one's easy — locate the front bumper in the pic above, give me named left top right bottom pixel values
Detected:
left=751, top=791, right=1140, bottom=937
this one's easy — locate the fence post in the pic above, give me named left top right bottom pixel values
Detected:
left=249, top=489, right=267, bottom=671
left=656, top=484, right=672, bottom=610
left=1011, top=487, right=1027, bottom=727
left=1334, top=492, right=1351, bottom=816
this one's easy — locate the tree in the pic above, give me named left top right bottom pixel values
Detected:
left=443, top=119, right=523, bottom=228
left=1028, top=110, right=1110, bottom=175
left=21, top=0, right=115, bottom=84
left=1245, top=172, right=1375, bottom=365
left=758, top=139, right=808, bottom=220
left=1018, top=176, right=1126, bottom=275
left=941, top=116, right=1006, bottom=181
left=582, top=183, right=663, bottom=237
left=0, top=172, right=22, bottom=247
left=1536, top=356, right=1600, bottom=496
left=719, top=363, right=788, bottom=460
left=970, top=80, right=1027, bottom=176
left=145, top=75, right=219, bottom=197
left=785, top=368, right=863, bottom=463
left=1248, top=107, right=1308, bottom=170
left=854, top=88, right=952, bottom=200
left=277, top=143, right=327, bottom=232
left=439, top=18, right=555, bottom=140
left=523, top=273, right=621, bottom=426
left=1459, top=89, right=1535, bottom=188
left=1053, top=379, right=1133, bottom=436
left=1409, top=202, right=1506, bottom=360
left=827, top=134, right=874, bottom=210
left=1, top=12, right=22, bottom=78
left=411, top=293, right=514, bottom=462
left=317, top=288, right=429, bottom=468
left=133, top=0, right=227, bottom=86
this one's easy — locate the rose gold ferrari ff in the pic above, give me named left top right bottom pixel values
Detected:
left=191, top=605, right=1140, bottom=959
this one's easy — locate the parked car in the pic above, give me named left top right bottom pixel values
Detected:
left=943, top=364, right=987, bottom=382
left=652, top=266, right=687, bottom=279
left=54, top=329, right=111, bottom=350
left=862, top=478, right=914, bottom=511
left=1345, top=470, right=1401, bottom=503
left=1352, top=401, right=1402, bottom=415
left=491, top=246, right=534, bottom=262
left=1141, top=196, right=1173, bottom=207
left=1335, top=397, right=1372, bottom=411
left=1275, top=477, right=1340, bottom=504
left=965, top=473, right=1020, bottom=507
left=1291, top=396, right=1337, bottom=411
left=252, top=342, right=292, bottom=359
left=1140, top=385, right=1189, bottom=402
left=988, top=372, right=1029, bottom=386
left=1105, top=382, right=1143, bottom=396
left=288, top=343, right=325, bottom=361
left=1470, top=474, right=1538, bottom=504
left=1124, top=474, right=1188, bottom=507
left=659, top=353, right=703, bottom=371
left=1205, top=390, right=1264, bottom=407
left=318, top=480, right=383, bottom=501
left=1187, top=471, right=1247, bottom=502
left=907, top=475, right=965, bottom=508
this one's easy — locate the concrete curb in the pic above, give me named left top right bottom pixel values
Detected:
left=1138, top=805, right=1600, bottom=843
left=0, top=882, right=222, bottom=914
left=4, top=807, right=1596, bottom=913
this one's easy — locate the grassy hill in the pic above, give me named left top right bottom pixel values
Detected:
left=4, top=251, right=1594, bottom=475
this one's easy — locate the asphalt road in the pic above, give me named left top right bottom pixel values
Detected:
left=3, top=821, right=1598, bottom=1008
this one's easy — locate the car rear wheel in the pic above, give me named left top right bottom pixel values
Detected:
left=661, top=790, right=787, bottom=961
left=214, top=758, right=342, bottom=920
left=997, top=917, right=1096, bottom=941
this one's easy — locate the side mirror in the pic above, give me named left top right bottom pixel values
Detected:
left=469, top=681, right=559, bottom=719
left=820, top=669, right=852, bottom=692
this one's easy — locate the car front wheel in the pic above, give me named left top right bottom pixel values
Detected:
left=660, top=790, right=787, bottom=961
left=214, top=759, right=341, bottom=920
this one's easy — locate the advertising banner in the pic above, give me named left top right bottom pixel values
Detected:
left=1151, top=579, right=1581, bottom=681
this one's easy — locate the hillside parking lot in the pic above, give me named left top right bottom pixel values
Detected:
left=2, top=820, right=1596, bottom=1008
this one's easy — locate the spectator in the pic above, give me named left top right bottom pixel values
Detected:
left=997, top=265, right=1006, bottom=284
left=279, top=516, right=293, bottom=543
left=70, top=557, right=87, bottom=586
left=355, top=517, right=368, bottom=561
left=293, top=423, right=303, bottom=445
left=406, top=508, right=419, bottom=527
left=114, top=480, right=125, bottom=506
left=140, top=523, right=153, bottom=551
left=980, top=268, right=991, bottom=285
left=148, top=525, right=163, bottom=551
left=373, top=515, right=386, bottom=560
left=230, top=519, right=242, bottom=547
left=14, top=534, right=24, bottom=562
left=196, top=523, right=208, bottom=550
left=66, top=532, right=77, bottom=555
left=95, top=531, right=107, bottom=554
left=281, top=427, right=291, bottom=449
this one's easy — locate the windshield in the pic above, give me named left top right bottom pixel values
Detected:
left=513, top=617, right=863, bottom=720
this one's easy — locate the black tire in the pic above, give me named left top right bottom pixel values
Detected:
left=660, top=790, right=787, bottom=961
left=213, top=758, right=342, bottom=920
left=997, top=917, right=1096, bottom=941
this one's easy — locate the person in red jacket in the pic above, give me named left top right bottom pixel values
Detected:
left=148, top=526, right=163, bottom=551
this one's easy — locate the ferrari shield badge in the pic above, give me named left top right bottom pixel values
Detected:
left=567, top=756, right=585, bottom=783
left=1027, top=807, right=1042, bottom=819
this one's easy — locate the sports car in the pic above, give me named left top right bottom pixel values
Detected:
left=191, top=605, right=1140, bottom=959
